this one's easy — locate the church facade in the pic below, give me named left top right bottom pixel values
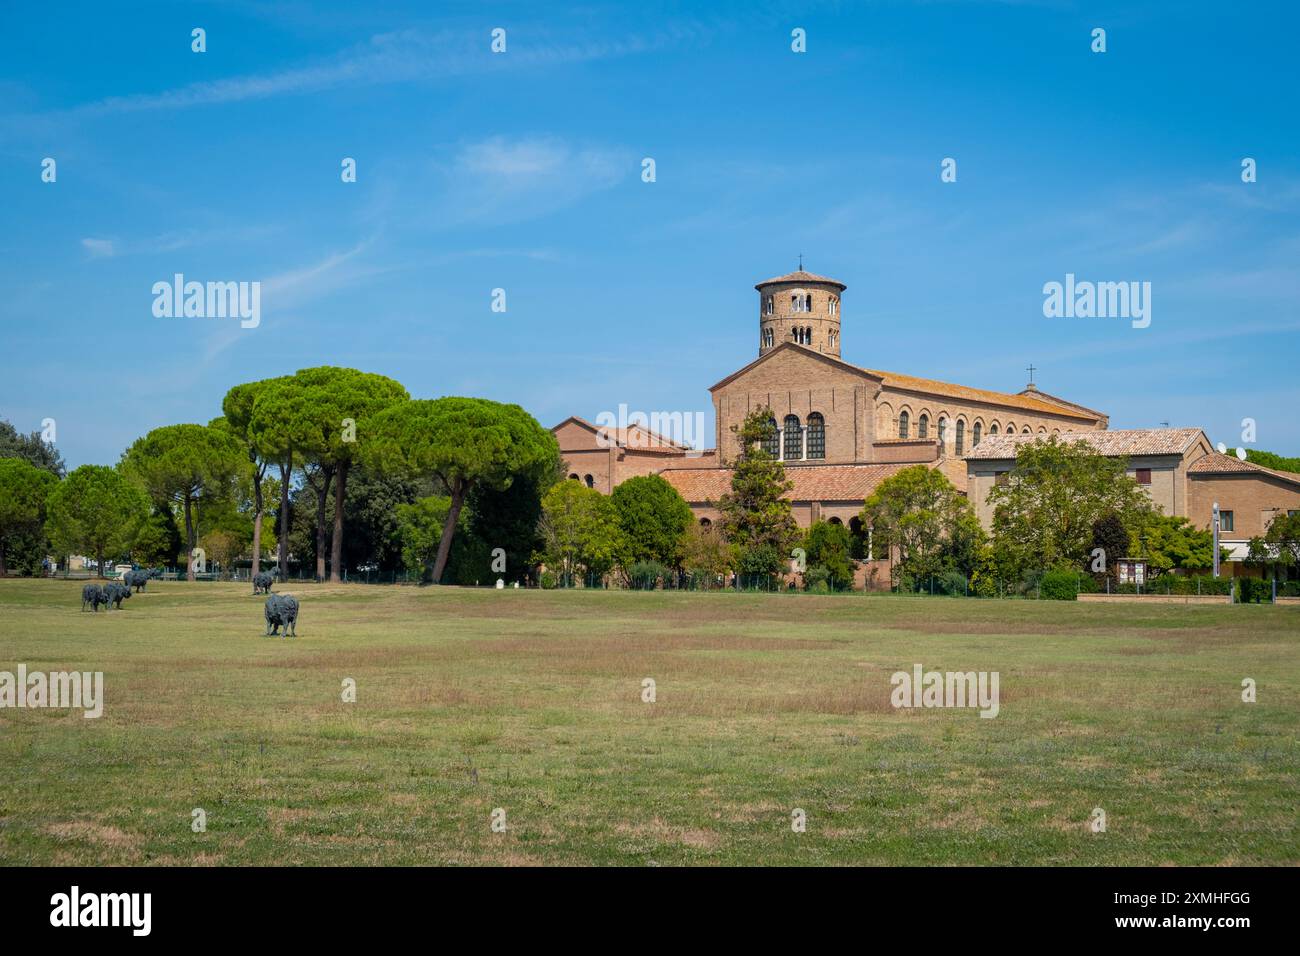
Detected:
left=553, top=268, right=1300, bottom=578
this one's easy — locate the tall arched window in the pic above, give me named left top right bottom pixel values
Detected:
left=584, top=474, right=594, bottom=488
left=918, top=414, right=929, bottom=439
left=783, top=414, right=802, bottom=461
left=569, top=473, right=580, bottom=480
left=1022, top=426, right=1031, bottom=435
left=762, top=418, right=780, bottom=458
left=956, top=420, right=965, bottom=455
left=806, top=412, right=825, bottom=459
left=989, top=424, right=999, bottom=436
left=898, top=411, right=909, bottom=439
left=1004, top=422, right=1014, bottom=435
left=972, top=422, right=982, bottom=446
left=938, top=418, right=947, bottom=448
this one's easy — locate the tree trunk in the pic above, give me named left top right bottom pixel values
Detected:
left=0, top=541, right=7, bottom=577
left=251, top=464, right=264, bottom=576
left=184, top=496, right=196, bottom=582
left=277, top=455, right=292, bottom=578
left=313, top=467, right=333, bottom=582
left=330, top=462, right=347, bottom=583
left=97, top=547, right=105, bottom=579
left=430, top=483, right=466, bottom=585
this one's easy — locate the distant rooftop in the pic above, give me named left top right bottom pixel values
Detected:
left=965, top=427, right=1206, bottom=460
left=660, top=462, right=914, bottom=502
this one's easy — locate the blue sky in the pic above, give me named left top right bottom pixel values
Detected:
left=2, top=0, right=1297, bottom=468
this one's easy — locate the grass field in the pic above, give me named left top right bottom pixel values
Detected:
left=0, top=578, right=1296, bottom=866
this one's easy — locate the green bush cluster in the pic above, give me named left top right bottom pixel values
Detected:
left=1236, top=577, right=1273, bottom=604
left=627, top=561, right=666, bottom=590
left=1037, top=566, right=1082, bottom=601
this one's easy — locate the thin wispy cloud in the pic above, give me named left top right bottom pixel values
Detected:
left=70, top=27, right=682, bottom=117
left=80, top=237, right=117, bottom=259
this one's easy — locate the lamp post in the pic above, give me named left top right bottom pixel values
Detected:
left=1212, top=501, right=1220, bottom=579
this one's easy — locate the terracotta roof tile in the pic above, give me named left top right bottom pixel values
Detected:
left=755, top=270, right=846, bottom=290
left=659, top=462, right=917, bottom=503
left=860, top=367, right=1103, bottom=421
left=554, top=415, right=692, bottom=453
left=1188, top=451, right=1300, bottom=486
left=965, top=428, right=1205, bottom=460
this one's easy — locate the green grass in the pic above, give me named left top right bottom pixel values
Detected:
left=0, top=578, right=1296, bottom=866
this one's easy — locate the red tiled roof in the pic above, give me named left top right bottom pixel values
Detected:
left=552, top=415, right=692, bottom=454
left=965, top=428, right=1205, bottom=460
left=861, top=367, right=1103, bottom=421
left=754, top=270, right=846, bottom=290
left=1188, top=451, right=1300, bottom=486
left=659, top=462, right=916, bottom=503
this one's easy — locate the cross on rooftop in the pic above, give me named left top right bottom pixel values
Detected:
left=1026, top=363, right=1037, bottom=384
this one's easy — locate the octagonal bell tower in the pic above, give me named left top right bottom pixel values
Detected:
left=756, top=266, right=846, bottom=359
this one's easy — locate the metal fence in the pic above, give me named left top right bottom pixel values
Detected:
left=21, top=566, right=1299, bottom=603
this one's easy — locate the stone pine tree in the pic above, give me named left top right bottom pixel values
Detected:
left=362, top=397, right=558, bottom=585
left=716, top=407, right=799, bottom=582
left=0, top=458, right=58, bottom=575
left=248, top=378, right=320, bottom=579
left=46, top=465, right=150, bottom=576
left=121, top=424, right=245, bottom=580
left=290, top=367, right=409, bottom=582
left=221, top=376, right=287, bottom=577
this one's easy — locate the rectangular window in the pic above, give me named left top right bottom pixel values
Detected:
left=1136, top=468, right=1152, bottom=485
left=1220, top=510, right=1234, bottom=532
left=994, top=472, right=1009, bottom=486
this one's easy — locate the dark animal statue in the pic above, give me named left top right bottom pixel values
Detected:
left=264, top=593, right=299, bottom=637
left=81, top=583, right=108, bottom=612
left=104, top=582, right=131, bottom=609
left=252, top=570, right=276, bottom=595
left=125, top=568, right=162, bottom=592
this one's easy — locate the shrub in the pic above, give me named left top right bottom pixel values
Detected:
left=935, top=570, right=969, bottom=596
left=970, top=569, right=998, bottom=598
left=803, top=566, right=831, bottom=592
left=539, top=570, right=558, bottom=590
left=1157, top=574, right=1232, bottom=596
left=1237, top=577, right=1272, bottom=604
left=1038, top=566, right=1081, bottom=601
left=736, top=543, right=783, bottom=590
left=627, top=560, right=665, bottom=590
left=801, top=521, right=856, bottom=588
